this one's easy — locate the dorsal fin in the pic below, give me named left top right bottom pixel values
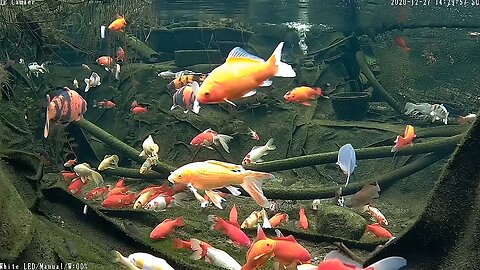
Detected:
left=274, top=235, right=297, bottom=243
left=226, top=47, right=265, bottom=63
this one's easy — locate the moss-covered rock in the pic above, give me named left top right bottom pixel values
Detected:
left=315, top=205, right=366, bottom=241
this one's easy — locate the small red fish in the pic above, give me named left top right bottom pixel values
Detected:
left=365, top=223, right=393, bottom=239
left=209, top=215, right=250, bottom=247
left=101, top=193, right=136, bottom=208
left=116, top=47, right=126, bottom=62
left=283, top=86, right=325, bottom=106
left=190, top=128, right=233, bottom=153
left=229, top=204, right=238, bottom=225
left=114, top=177, right=125, bottom=188
left=84, top=186, right=111, bottom=200
left=130, top=100, right=138, bottom=108
left=93, top=100, right=116, bottom=109
left=299, top=208, right=308, bottom=230
left=150, top=217, right=184, bottom=240
left=392, top=125, right=415, bottom=152
left=108, top=14, right=127, bottom=33
left=272, top=234, right=311, bottom=266
left=96, top=56, right=114, bottom=69
left=248, top=127, right=259, bottom=141
left=131, top=106, right=148, bottom=115
left=68, top=177, right=86, bottom=195
left=61, top=171, right=78, bottom=182
left=64, top=159, right=77, bottom=168
left=393, top=36, right=410, bottom=53
left=268, top=213, right=288, bottom=228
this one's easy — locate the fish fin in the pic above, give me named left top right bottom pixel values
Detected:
left=170, top=104, right=178, bottom=111
left=192, top=99, right=201, bottom=114
left=274, top=229, right=284, bottom=237
left=112, top=250, right=125, bottom=263
left=139, top=150, right=146, bottom=157
left=190, top=239, right=203, bottom=260
left=260, top=80, right=273, bottom=87
left=226, top=47, right=265, bottom=63
left=104, top=67, right=110, bottom=71
left=366, top=256, right=407, bottom=270
left=254, top=252, right=269, bottom=261
left=240, top=172, right=274, bottom=208
left=302, top=102, right=312, bottom=106
left=204, top=160, right=244, bottom=172
left=262, top=211, right=271, bottom=228
left=205, top=190, right=225, bottom=209
left=257, top=159, right=263, bottom=163
left=265, top=138, right=276, bottom=150
left=91, top=171, right=104, bottom=185
left=214, top=134, right=233, bottom=153
left=268, top=42, right=296, bottom=77
left=251, top=146, right=262, bottom=151
left=226, top=186, right=241, bottom=196
left=241, top=89, right=257, bottom=98
left=224, top=98, right=237, bottom=106
left=84, top=79, right=90, bottom=92
left=43, top=95, right=51, bottom=138
left=345, top=174, right=350, bottom=187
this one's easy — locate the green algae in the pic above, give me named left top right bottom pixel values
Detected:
left=316, top=205, right=367, bottom=241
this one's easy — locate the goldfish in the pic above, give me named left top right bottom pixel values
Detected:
left=190, top=128, right=233, bottom=153
left=68, top=177, right=86, bottom=195
left=242, top=138, right=276, bottom=165
left=117, top=251, right=175, bottom=270
left=73, top=163, right=103, bottom=185
left=84, top=185, right=111, bottom=200
left=196, top=42, right=295, bottom=106
left=84, top=72, right=101, bottom=92
left=96, top=56, right=114, bottom=71
left=139, top=156, right=158, bottom=174
left=190, top=239, right=242, bottom=270
left=391, top=125, right=415, bottom=153
left=247, top=127, right=259, bottom=141
left=283, top=86, right=325, bottom=106
left=98, top=155, right=119, bottom=170
left=365, top=223, right=393, bottom=239
left=108, top=15, right=127, bottom=33
left=116, top=47, right=126, bottom=62
left=168, top=160, right=273, bottom=209
left=93, top=100, right=116, bottom=109
left=106, top=179, right=129, bottom=197
left=131, top=106, right=148, bottom=115
left=44, top=87, right=87, bottom=138
left=150, top=217, right=184, bottom=240
left=63, top=158, right=77, bottom=168
left=299, top=208, right=308, bottom=230
left=317, top=257, right=407, bottom=270
left=271, top=231, right=311, bottom=267
left=268, top=213, right=288, bottom=228
left=112, top=250, right=141, bottom=270
left=144, top=195, right=174, bottom=211
left=61, top=171, right=77, bottom=182
left=241, top=209, right=270, bottom=229
left=172, top=238, right=193, bottom=251
left=140, top=135, right=159, bottom=159
left=73, top=79, right=79, bottom=89
left=393, top=36, right=410, bottom=53
left=101, top=193, right=136, bottom=208
left=167, top=73, right=207, bottom=92
left=133, top=189, right=157, bottom=209
left=130, top=100, right=139, bottom=108
left=229, top=204, right=238, bottom=225
left=366, top=205, right=388, bottom=226
left=241, top=226, right=276, bottom=270
left=171, top=82, right=201, bottom=114
left=208, top=215, right=250, bottom=247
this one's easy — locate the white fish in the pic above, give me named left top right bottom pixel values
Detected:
left=247, top=127, right=260, bottom=140
left=241, top=209, right=268, bottom=229
left=242, top=138, right=276, bottom=165
left=190, top=239, right=242, bottom=270
left=100, top=25, right=106, bottom=39
left=139, top=156, right=158, bottom=174
left=81, top=64, right=91, bottom=71
left=144, top=195, right=173, bottom=211
left=73, top=79, right=79, bottom=89
left=404, top=102, right=432, bottom=115
left=366, top=205, right=388, bottom=226
left=84, top=72, right=101, bottom=92
left=336, top=143, right=356, bottom=187
left=28, top=62, right=49, bottom=77
left=140, top=135, right=159, bottom=158
left=97, top=155, right=119, bottom=171
left=113, top=63, right=120, bottom=80
left=128, top=252, right=175, bottom=270
left=112, top=250, right=140, bottom=270
left=73, top=163, right=103, bottom=185
left=430, top=103, right=449, bottom=124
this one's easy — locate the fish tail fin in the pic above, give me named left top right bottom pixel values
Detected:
left=112, top=250, right=123, bottom=263
left=404, top=102, right=415, bottom=115
left=241, top=172, right=273, bottom=208
left=214, top=134, right=233, bottom=153
left=345, top=174, right=350, bottom=187
left=268, top=42, right=296, bottom=78
left=205, top=190, right=225, bottom=209
left=84, top=79, right=90, bottom=92
left=91, top=171, right=104, bottom=185
left=92, top=99, right=98, bottom=108
left=190, top=239, right=204, bottom=260
left=175, top=216, right=184, bottom=227
left=43, top=95, right=51, bottom=138
left=366, top=256, right=407, bottom=270
left=265, top=138, right=276, bottom=151
left=139, top=150, right=146, bottom=157
left=172, top=238, right=187, bottom=249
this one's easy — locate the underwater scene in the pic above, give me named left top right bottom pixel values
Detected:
left=1, top=0, right=480, bottom=269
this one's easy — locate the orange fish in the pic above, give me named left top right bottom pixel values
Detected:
left=61, top=171, right=78, bottom=182
left=365, top=223, right=393, bottom=239
left=68, top=177, right=86, bottom=195
left=93, top=100, right=115, bottom=109
left=64, top=159, right=77, bottom=168
left=101, top=193, right=136, bottom=208
left=172, top=238, right=193, bottom=251
left=283, top=86, right=325, bottom=106
left=268, top=213, right=288, bottom=228
left=229, top=204, right=238, bottom=225
left=171, top=83, right=200, bottom=114
left=271, top=233, right=311, bottom=267
left=96, top=56, right=114, bottom=70
left=208, top=215, right=250, bottom=247
left=44, top=87, right=87, bottom=138
left=116, top=47, right=126, bottom=62
left=196, top=42, right=296, bottom=106
left=150, top=217, right=184, bottom=240
left=241, top=226, right=276, bottom=270
left=84, top=186, right=111, bottom=200
left=391, top=125, right=415, bottom=152
left=394, top=36, right=410, bottom=53
left=190, top=129, right=233, bottom=153
left=168, top=160, right=273, bottom=209
left=108, top=15, right=126, bottom=32
left=299, top=208, right=308, bottom=230
left=131, top=106, right=148, bottom=115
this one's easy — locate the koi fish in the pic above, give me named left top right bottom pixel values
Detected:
left=190, top=128, right=233, bottom=153
left=144, top=195, right=174, bottom=211
left=208, top=215, right=250, bottom=247
left=93, top=100, right=116, bottom=109
left=150, top=217, right=184, bottom=240
left=241, top=209, right=270, bottom=229
left=365, top=223, right=393, bottom=239
left=96, top=56, right=114, bottom=71
left=84, top=72, right=101, bottom=92
left=44, top=87, right=87, bottom=138
left=190, top=239, right=242, bottom=270
left=84, top=185, right=111, bottom=200
left=271, top=230, right=311, bottom=267
left=113, top=250, right=175, bottom=270
left=108, top=15, right=127, bottom=33
left=68, top=177, right=86, bottom=195
left=64, top=158, right=77, bottom=168
left=391, top=125, right=415, bottom=152
left=247, top=127, right=260, bottom=141
left=283, top=86, right=325, bottom=106
left=196, top=42, right=296, bottom=106
left=242, top=138, right=276, bottom=165
left=171, top=82, right=201, bottom=114
left=61, top=171, right=77, bottom=182
left=73, top=163, right=103, bottom=185
left=139, top=135, right=159, bottom=159
left=116, top=47, right=126, bottom=62
left=131, top=106, right=148, bottom=115
left=167, top=73, right=207, bottom=92
left=366, top=205, right=388, bottom=226
left=97, top=155, right=119, bottom=170
left=241, top=226, right=276, bottom=270
left=168, top=160, right=273, bottom=209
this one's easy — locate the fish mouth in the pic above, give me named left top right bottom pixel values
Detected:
left=167, top=174, right=175, bottom=183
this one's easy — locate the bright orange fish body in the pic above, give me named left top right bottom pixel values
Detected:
left=196, top=42, right=295, bottom=106
left=108, top=15, right=126, bottom=32
left=101, top=193, right=136, bottom=208
left=96, top=56, right=114, bottom=69
left=68, top=177, right=86, bottom=195
left=209, top=215, right=250, bottom=247
left=299, top=208, right=308, bottom=230
left=392, top=125, right=415, bottom=152
left=272, top=235, right=311, bottom=267
left=283, top=86, right=324, bottom=106
left=365, top=223, right=393, bottom=239
left=150, top=217, right=184, bottom=240
left=168, top=160, right=273, bottom=209
left=242, top=226, right=276, bottom=270
left=268, top=213, right=288, bottom=228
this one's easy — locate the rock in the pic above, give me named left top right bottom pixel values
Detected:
left=315, top=205, right=366, bottom=240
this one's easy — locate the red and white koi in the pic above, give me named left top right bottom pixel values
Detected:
left=366, top=205, right=388, bottom=226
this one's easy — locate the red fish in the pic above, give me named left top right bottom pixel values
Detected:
left=114, top=177, right=125, bottom=188
left=44, top=87, right=87, bottom=138
left=93, top=100, right=116, bottom=109
left=64, top=159, right=77, bottom=168
left=283, top=86, right=325, bottom=106
left=209, top=215, right=250, bottom=247
left=101, top=193, right=136, bottom=208
left=131, top=106, right=148, bottom=115
left=171, top=83, right=200, bottom=114
left=393, top=36, right=410, bottom=53
left=299, top=208, right=308, bottom=230
left=229, top=204, right=238, bottom=225
left=96, top=56, right=114, bottom=70
left=84, top=186, right=111, bottom=200
left=68, top=177, right=86, bottom=195
left=268, top=213, right=288, bottom=228
left=272, top=234, right=311, bottom=266
left=172, top=238, right=193, bottom=251
left=61, top=171, right=78, bottom=182
left=150, top=217, right=184, bottom=240
left=116, top=47, right=126, bottom=62
left=247, top=127, right=259, bottom=141
left=365, top=223, right=393, bottom=239
left=190, top=128, right=233, bottom=153
left=108, top=15, right=126, bottom=32
left=391, top=125, right=415, bottom=152
left=130, top=100, right=139, bottom=108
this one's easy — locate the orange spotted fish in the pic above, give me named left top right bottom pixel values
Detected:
left=171, top=82, right=201, bottom=114
left=44, top=87, right=87, bottom=138
left=167, top=73, right=207, bottom=92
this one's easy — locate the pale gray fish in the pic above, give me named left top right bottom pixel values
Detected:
left=345, top=182, right=380, bottom=208
left=336, top=143, right=356, bottom=186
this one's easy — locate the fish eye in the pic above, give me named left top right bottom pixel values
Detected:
left=204, top=92, right=210, bottom=96
left=178, top=174, right=182, bottom=178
